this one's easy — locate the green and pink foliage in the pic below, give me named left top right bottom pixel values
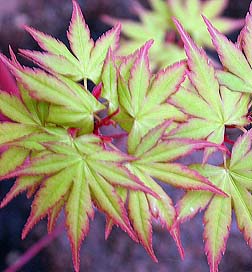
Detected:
left=203, top=5, right=252, bottom=95
left=104, top=0, right=243, bottom=69
left=170, top=20, right=250, bottom=147
left=20, top=0, right=121, bottom=85
left=176, top=131, right=252, bottom=272
left=1, top=1, right=252, bottom=272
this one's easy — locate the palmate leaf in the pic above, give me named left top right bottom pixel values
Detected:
left=113, top=41, right=187, bottom=154
left=20, top=0, right=121, bottom=84
left=103, top=0, right=185, bottom=69
left=0, top=54, right=105, bottom=131
left=169, top=20, right=249, bottom=147
left=0, top=134, right=156, bottom=272
left=169, top=0, right=243, bottom=48
left=176, top=130, right=252, bottom=272
left=203, top=9, right=252, bottom=94
left=104, top=0, right=242, bottom=69
left=107, top=122, right=227, bottom=260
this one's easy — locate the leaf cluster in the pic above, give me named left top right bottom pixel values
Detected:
left=1, top=1, right=252, bottom=272
left=103, top=0, right=243, bottom=69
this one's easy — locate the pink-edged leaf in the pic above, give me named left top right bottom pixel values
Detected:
left=19, top=50, right=82, bottom=81
left=128, top=191, right=157, bottom=262
left=0, top=175, right=43, bottom=208
left=128, top=40, right=153, bottom=115
left=47, top=195, right=66, bottom=233
left=101, top=48, right=118, bottom=112
left=0, top=147, right=29, bottom=178
left=230, top=182, right=252, bottom=248
left=65, top=162, right=93, bottom=272
left=174, top=19, right=222, bottom=115
left=230, top=131, right=252, bottom=169
left=88, top=24, right=121, bottom=83
left=87, top=165, right=136, bottom=241
left=142, top=61, right=186, bottom=111
left=204, top=193, right=232, bottom=272
left=88, top=149, right=135, bottom=163
left=138, top=138, right=226, bottom=164
left=0, top=52, right=104, bottom=116
left=203, top=16, right=252, bottom=84
left=242, top=7, right=252, bottom=67
left=170, top=226, right=185, bottom=259
left=134, top=121, right=172, bottom=157
left=22, top=164, right=77, bottom=239
left=67, top=0, right=94, bottom=74
left=105, top=187, right=128, bottom=239
left=0, top=92, right=36, bottom=125
left=135, top=162, right=226, bottom=195
left=26, top=182, right=40, bottom=199
left=9, top=153, right=80, bottom=179
left=170, top=21, right=249, bottom=145
left=184, top=145, right=252, bottom=272
left=129, top=163, right=176, bottom=230
left=0, top=122, right=38, bottom=145
left=0, top=60, right=86, bottom=110
left=176, top=191, right=212, bottom=224
left=128, top=159, right=184, bottom=258
left=88, top=160, right=156, bottom=197
left=24, top=25, right=78, bottom=66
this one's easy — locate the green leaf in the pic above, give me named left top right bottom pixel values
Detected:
left=106, top=0, right=242, bottom=69
left=204, top=16, right=252, bottom=90
left=19, top=50, right=82, bottom=81
left=101, top=49, right=119, bottom=113
left=67, top=0, right=94, bottom=74
left=115, top=42, right=186, bottom=154
left=170, top=0, right=243, bottom=48
left=0, top=92, right=37, bottom=125
left=15, top=153, right=81, bottom=176
left=0, top=147, right=29, bottom=177
left=87, top=165, right=135, bottom=240
left=0, top=123, right=38, bottom=145
left=88, top=24, right=121, bottom=83
left=22, top=164, right=78, bottom=239
left=135, top=162, right=224, bottom=194
left=23, top=1, right=121, bottom=84
left=24, top=26, right=79, bottom=66
left=128, top=191, right=157, bottom=262
left=170, top=20, right=249, bottom=145
left=176, top=130, right=252, bottom=272
left=65, top=161, right=93, bottom=272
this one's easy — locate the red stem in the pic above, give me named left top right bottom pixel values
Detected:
left=4, top=224, right=64, bottom=272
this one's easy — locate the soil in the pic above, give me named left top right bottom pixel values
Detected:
left=0, top=1, right=252, bottom=271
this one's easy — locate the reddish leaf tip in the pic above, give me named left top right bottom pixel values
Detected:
left=170, top=226, right=185, bottom=260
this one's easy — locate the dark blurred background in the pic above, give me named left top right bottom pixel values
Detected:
left=0, top=1, right=252, bottom=271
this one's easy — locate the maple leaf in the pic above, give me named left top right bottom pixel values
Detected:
left=169, top=0, right=243, bottom=48
left=107, top=40, right=187, bottom=154
left=0, top=134, right=157, bottom=272
left=102, top=0, right=185, bottom=68
left=203, top=6, right=252, bottom=96
left=19, top=0, right=121, bottom=85
left=169, top=20, right=249, bottom=150
left=106, top=122, right=227, bottom=261
left=103, top=0, right=243, bottom=69
left=0, top=53, right=105, bottom=133
left=176, top=130, right=252, bottom=272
